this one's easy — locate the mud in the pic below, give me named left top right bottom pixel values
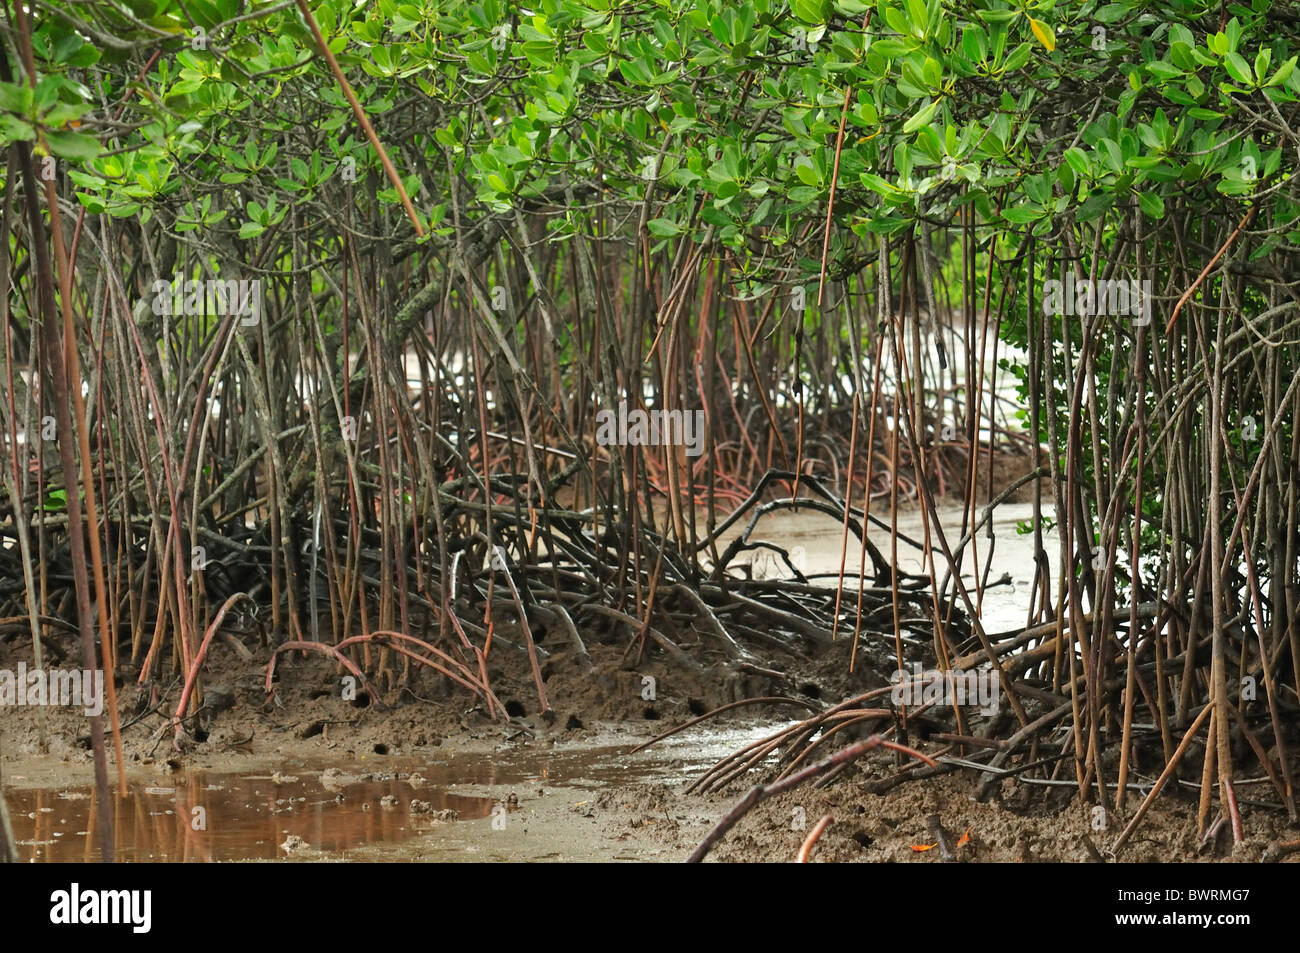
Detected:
left=3, top=723, right=794, bottom=862
left=9, top=731, right=1295, bottom=862
left=4, top=502, right=1296, bottom=863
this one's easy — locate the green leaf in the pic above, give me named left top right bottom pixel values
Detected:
left=1003, top=42, right=1033, bottom=72
left=1145, top=61, right=1183, bottom=81
left=646, top=217, right=681, bottom=237
left=792, top=0, right=829, bottom=25
left=866, top=214, right=911, bottom=235
left=1137, top=191, right=1165, bottom=219
left=44, top=130, right=99, bottom=161
left=0, top=80, right=32, bottom=113
left=1254, top=49, right=1272, bottom=84
left=903, top=99, right=938, bottom=134
left=1267, top=56, right=1297, bottom=88
left=1076, top=192, right=1114, bottom=222
left=906, top=0, right=927, bottom=33
left=871, top=38, right=912, bottom=57
left=794, top=159, right=821, bottom=186
left=1056, top=157, right=1075, bottom=193
left=1063, top=147, right=1090, bottom=177
left=1223, top=51, right=1253, bottom=86
left=1002, top=203, right=1042, bottom=223
left=0, top=114, right=35, bottom=144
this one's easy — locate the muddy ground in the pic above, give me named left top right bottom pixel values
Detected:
left=3, top=467, right=1298, bottom=862
left=3, top=625, right=1297, bottom=863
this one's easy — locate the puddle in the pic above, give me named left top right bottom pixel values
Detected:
left=8, top=770, right=496, bottom=862
left=5, top=722, right=790, bottom=862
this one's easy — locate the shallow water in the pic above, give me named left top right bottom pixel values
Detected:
left=6, top=723, right=789, bottom=862
left=8, top=769, right=496, bottom=862
left=718, top=501, right=1058, bottom=634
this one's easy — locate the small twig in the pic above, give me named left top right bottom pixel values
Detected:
left=926, top=813, right=955, bottom=861
left=1164, top=201, right=1257, bottom=334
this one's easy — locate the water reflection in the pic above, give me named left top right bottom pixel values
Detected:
left=9, top=770, right=495, bottom=862
left=7, top=723, right=792, bottom=863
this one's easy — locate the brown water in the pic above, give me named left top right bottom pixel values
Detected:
left=6, top=724, right=788, bottom=862
left=8, top=770, right=497, bottom=862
